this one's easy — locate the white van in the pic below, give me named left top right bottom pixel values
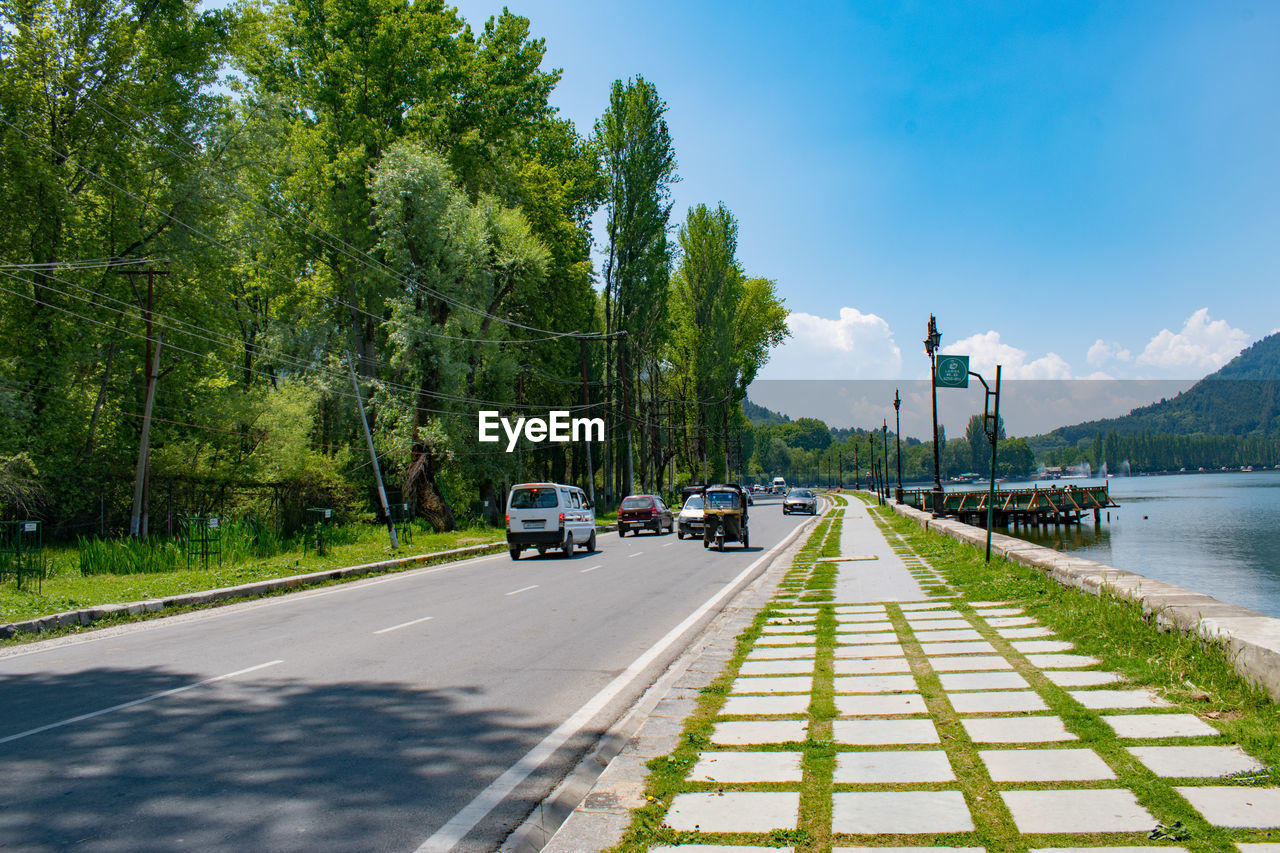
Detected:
left=771, top=476, right=787, bottom=494
left=505, top=482, right=597, bottom=560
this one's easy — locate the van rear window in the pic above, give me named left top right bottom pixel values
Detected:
left=510, top=488, right=558, bottom=509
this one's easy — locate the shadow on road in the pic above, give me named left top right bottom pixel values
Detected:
left=0, top=666, right=564, bottom=852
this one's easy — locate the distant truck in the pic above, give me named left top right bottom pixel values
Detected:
left=771, top=476, right=787, bottom=494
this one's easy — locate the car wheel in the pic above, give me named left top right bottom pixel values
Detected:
left=587, top=531, right=597, bottom=553
left=743, top=528, right=750, bottom=548
left=676, top=529, right=684, bottom=540
left=702, top=538, right=709, bottom=549
left=561, top=533, right=574, bottom=557
left=651, top=521, right=659, bottom=534
left=618, top=527, right=626, bottom=538
left=509, top=547, right=521, bottom=561
left=536, top=545, right=547, bottom=556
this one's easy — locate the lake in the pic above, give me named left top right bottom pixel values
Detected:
left=988, top=470, right=1280, bottom=619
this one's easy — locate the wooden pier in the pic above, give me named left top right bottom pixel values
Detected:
left=898, top=484, right=1118, bottom=529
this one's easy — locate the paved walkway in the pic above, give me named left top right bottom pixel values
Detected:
left=650, top=498, right=1280, bottom=850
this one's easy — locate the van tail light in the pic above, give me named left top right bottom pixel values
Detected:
left=558, top=512, right=565, bottom=524
left=505, top=513, right=510, bottom=530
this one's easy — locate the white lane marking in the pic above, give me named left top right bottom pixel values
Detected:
left=662, top=542, right=675, bottom=547
left=579, top=565, right=603, bottom=573
left=373, top=616, right=435, bottom=635
left=416, top=520, right=811, bottom=852
left=0, top=660, right=283, bottom=746
left=504, top=585, right=538, bottom=597
left=628, top=552, right=643, bottom=558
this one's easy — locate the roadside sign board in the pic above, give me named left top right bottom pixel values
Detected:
left=935, top=355, right=970, bottom=388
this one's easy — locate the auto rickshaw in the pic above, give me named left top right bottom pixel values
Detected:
left=701, top=483, right=749, bottom=551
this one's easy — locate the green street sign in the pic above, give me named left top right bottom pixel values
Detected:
left=935, top=354, right=970, bottom=388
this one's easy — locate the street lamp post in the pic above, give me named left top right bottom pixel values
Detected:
left=868, top=432, right=881, bottom=505
left=893, top=389, right=903, bottom=503
left=854, top=446, right=860, bottom=490
left=924, top=315, right=943, bottom=516
left=881, top=419, right=889, bottom=504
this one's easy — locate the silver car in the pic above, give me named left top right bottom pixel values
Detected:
left=782, top=488, right=818, bottom=515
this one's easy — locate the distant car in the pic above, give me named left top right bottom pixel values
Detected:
left=771, top=476, right=787, bottom=494
left=782, top=487, right=818, bottom=515
left=677, top=495, right=705, bottom=539
left=618, top=494, right=674, bottom=536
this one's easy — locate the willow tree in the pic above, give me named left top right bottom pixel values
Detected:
left=594, top=76, right=677, bottom=499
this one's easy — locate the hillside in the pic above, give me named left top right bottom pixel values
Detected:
left=743, top=398, right=792, bottom=426
left=1053, top=333, right=1280, bottom=442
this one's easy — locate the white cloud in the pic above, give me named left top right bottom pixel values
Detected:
left=946, top=330, right=1073, bottom=380
left=1136, top=308, right=1249, bottom=372
left=756, top=306, right=902, bottom=379
left=1086, top=339, right=1131, bottom=366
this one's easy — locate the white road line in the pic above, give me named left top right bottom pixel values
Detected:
left=662, top=542, right=675, bottom=547
left=416, top=521, right=810, bottom=852
left=628, top=552, right=643, bottom=558
left=373, top=616, right=435, bottom=635
left=579, top=565, right=603, bottom=573
left=504, top=585, right=538, bottom=597
left=0, top=660, right=283, bottom=746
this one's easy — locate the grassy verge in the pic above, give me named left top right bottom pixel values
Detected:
left=1, top=523, right=503, bottom=629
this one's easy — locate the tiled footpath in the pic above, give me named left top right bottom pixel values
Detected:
left=545, top=494, right=1280, bottom=852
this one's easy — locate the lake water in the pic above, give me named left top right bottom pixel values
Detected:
left=988, top=470, right=1280, bottom=619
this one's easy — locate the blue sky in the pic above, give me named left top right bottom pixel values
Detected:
left=452, top=0, right=1280, bottom=383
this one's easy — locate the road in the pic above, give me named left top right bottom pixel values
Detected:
left=0, top=494, right=813, bottom=852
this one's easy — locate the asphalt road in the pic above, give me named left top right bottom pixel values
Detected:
left=0, top=494, right=813, bottom=852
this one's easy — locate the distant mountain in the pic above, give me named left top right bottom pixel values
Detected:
left=743, top=398, right=791, bottom=426
left=1052, top=333, right=1280, bottom=442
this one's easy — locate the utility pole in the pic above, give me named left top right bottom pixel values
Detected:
left=348, top=353, right=398, bottom=549
left=580, top=340, right=595, bottom=506
left=115, top=261, right=169, bottom=537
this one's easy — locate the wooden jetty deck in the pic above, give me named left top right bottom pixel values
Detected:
left=898, top=484, right=1118, bottom=529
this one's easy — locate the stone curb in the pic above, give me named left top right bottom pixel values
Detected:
left=888, top=500, right=1280, bottom=701
left=523, top=506, right=828, bottom=852
left=0, top=542, right=505, bottom=640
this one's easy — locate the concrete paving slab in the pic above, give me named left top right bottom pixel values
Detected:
left=1033, top=849, right=1186, bottom=853
left=1236, top=845, right=1280, bottom=853
left=1025, top=653, right=1102, bottom=668
left=836, top=612, right=895, bottom=623
left=839, top=631, right=902, bottom=645
left=739, top=659, right=815, bottom=676
left=987, top=616, right=1040, bottom=627
left=928, top=656, right=1015, bottom=672
left=969, top=601, right=1012, bottom=607
left=1000, top=789, right=1156, bottom=833
left=835, top=621, right=896, bottom=633
left=833, top=719, right=941, bottom=745
left=746, top=647, right=817, bottom=660
left=948, top=690, right=1049, bottom=713
left=771, top=607, right=820, bottom=615
left=710, top=720, right=808, bottom=745
left=1067, top=689, right=1172, bottom=710
left=833, top=674, right=919, bottom=694
left=1173, top=786, right=1280, bottom=827
left=834, top=750, right=955, bottom=783
left=834, top=643, right=907, bottom=659
left=831, top=790, right=974, bottom=834
left=720, top=695, right=811, bottom=716
left=974, top=607, right=1024, bottom=616
left=962, top=716, right=1078, bottom=743
left=1012, top=640, right=1076, bottom=653
left=835, top=694, right=928, bottom=716
left=903, top=610, right=964, bottom=620
left=939, top=671, right=1031, bottom=691
left=906, top=629, right=984, bottom=642
left=1128, top=745, right=1264, bottom=778
left=761, top=625, right=817, bottom=635
left=899, top=601, right=956, bottom=610
left=997, top=626, right=1055, bottom=639
left=834, top=657, right=912, bottom=675
left=688, top=751, right=805, bottom=783
left=906, top=619, right=971, bottom=630
left=980, top=748, right=1116, bottom=781
left=834, top=605, right=889, bottom=614
left=756, top=635, right=822, bottom=646
left=1101, top=713, right=1220, bottom=739
left=920, top=641, right=998, bottom=655
left=657, top=847, right=794, bottom=852
left=665, top=792, right=801, bottom=832
left=836, top=499, right=929, bottom=602
left=1043, top=669, right=1123, bottom=687
left=729, top=676, right=813, bottom=695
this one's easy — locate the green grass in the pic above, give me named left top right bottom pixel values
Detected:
left=1, top=522, right=503, bottom=631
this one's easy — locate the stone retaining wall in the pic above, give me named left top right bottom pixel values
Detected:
left=889, top=501, right=1280, bottom=702
left=0, top=542, right=504, bottom=640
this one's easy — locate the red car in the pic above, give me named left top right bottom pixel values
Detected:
left=617, top=494, right=674, bottom=536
